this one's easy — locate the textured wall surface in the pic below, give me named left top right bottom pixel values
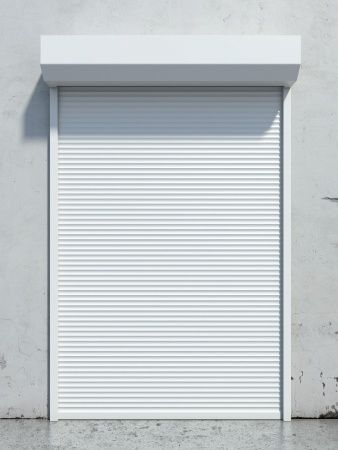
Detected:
left=0, top=0, right=338, bottom=419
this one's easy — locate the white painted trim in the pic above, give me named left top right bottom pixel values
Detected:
left=49, top=87, right=58, bottom=422
left=41, top=35, right=301, bottom=87
left=58, top=411, right=282, bottom=420
left=282, top=87, right=292, bottom=421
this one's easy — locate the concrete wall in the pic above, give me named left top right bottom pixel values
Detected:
left=1, top=0, right=337, bottom=419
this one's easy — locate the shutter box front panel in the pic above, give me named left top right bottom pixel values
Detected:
left=56, top=87, right=282, bottom=419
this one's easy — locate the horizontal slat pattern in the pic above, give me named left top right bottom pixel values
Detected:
left=57, top=87, right=281, bottom=418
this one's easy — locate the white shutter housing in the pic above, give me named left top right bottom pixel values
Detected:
left=43, top=36, right=300, bottom=421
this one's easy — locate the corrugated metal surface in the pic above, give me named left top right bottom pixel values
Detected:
left=56, top=87, right=282, bottom=419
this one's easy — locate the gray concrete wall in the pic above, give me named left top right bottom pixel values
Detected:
left=0, top=0, right=337, bottom=419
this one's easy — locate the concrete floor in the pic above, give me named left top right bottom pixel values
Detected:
left=0, top=420, right=337, bottom=449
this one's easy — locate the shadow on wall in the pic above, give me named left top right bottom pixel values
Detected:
left=22, top=75, right=51, bottom=417
left=23, top=76, right=49, bottom=139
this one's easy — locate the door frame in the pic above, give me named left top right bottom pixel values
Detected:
left=282, top=87, right=291, bottom=421
left=49, top=86, right=292, bottom=421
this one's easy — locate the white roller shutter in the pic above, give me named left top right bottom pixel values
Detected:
left=55, top=87, right=282, bottom=419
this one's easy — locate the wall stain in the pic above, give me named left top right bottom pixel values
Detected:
left=319, top=405, right=338, bottom=419
left=323, top=196, right=338, bottom=202
left=0, top=354, right=7, bottom=370
left=320, top=371, right=326, bottom=396
left=299, top=370, right=304, bottom=384
left=222, top=14, right=231, bottom=23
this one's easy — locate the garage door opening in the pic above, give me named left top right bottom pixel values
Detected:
left=51, top=87, right=282, bottom=419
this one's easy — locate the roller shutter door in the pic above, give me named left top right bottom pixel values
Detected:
left=55, top=87, right=282, bottom=419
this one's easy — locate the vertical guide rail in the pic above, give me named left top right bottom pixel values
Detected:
left=49, top=87, right=59, bottom=421
left=282, top=87, right=291, bottom=421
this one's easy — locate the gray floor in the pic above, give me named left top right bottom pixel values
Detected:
left=0, top=420, right=337, bottom=449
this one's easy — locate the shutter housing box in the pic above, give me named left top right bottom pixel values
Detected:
left=41, top=35, right=300, bottom=87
